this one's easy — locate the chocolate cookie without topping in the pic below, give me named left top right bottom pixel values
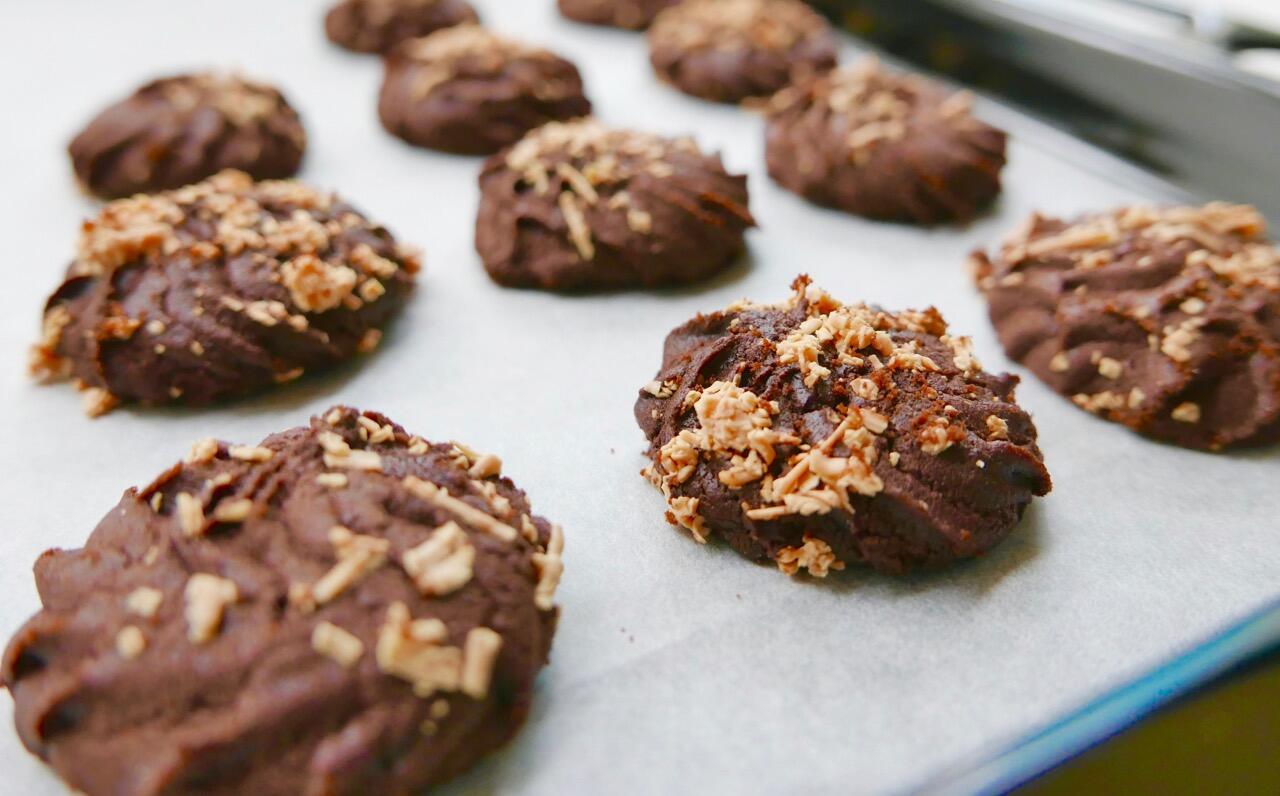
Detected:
left=476, top=118, right=754, bottom=291
left=2, top=406, right=563, bottom=795
left=647, top=0, right=837, bottom=104
left=68, top=73, right=306, bottom=199
left=378, top=25, right=592, bottom=155
left=636, top=277, right=1051, bottom=576
left=29, top=170, right=418, bottom=417
left=325, top=0, right=479, bottom=54
left=557, top=0, right=680, bottom=30
left=973, top=203, right=1280, bottom=450
left=765, top=58, right=1007, bottom=224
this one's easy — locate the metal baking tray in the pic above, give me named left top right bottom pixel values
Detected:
left=0, top=1, right=1276, bottom=794
left=811, top=0, right=1280, bottom=220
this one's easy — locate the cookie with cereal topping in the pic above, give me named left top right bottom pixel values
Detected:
left=765, top=58, right=1007, bottom=224
left=647, top=0, right=837, bottom=104
left=2, top=406, right=563, bottom=795
left=973, top=203, right=1280, bottom=450
left=558, top=0, right=680, bottom=30
left=29, top=170, right=418, bottom=417
left=476, top=118, right=754, bottom=291
left=636, top=276, right=1051, bottom=576
left=324, top=0, right=479, bottom=54
left=68, top=72, right=306, bottom=200
left=378, top=25, right=592, bottom=155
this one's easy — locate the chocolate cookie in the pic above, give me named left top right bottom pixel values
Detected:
left=68, top=73, right=306, bottom=200
left=378, top=26, right=592, bottom=155
left=765, top=58, right=1007, bottom=224
left=476, top=118, right=754, bottom=291
left=3, top=406, right=563, bottom=795
left=636, top=277, right=1051, bottom=576
left=973, top=203, right=1280, bottom=450
left=558, top=0, right=682, bottom=30
left=647, top=0, right=837, bottom=104
left=29, top=170, right=418, bottom=417
left=324, top=0, right=479, bottom=54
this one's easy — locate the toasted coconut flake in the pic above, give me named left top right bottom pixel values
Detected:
left=312, top=526, right=390, bottom=605
left=402, top=477, right=519, bottom=542
left=460, top=627, right=503, bottom=699
left=402, top=522, right=476, bottom=597
left=116, top=626, right=147, bottom=659
left=175, top=492, right=205, bottom=537
left=228, top=444, right=273, bottom=462
left=375, top=602, right=463, bottom=698
left=775, top=535, right=844, bottom=577
left=184, top=573, right=238, bottom=644
left=312, top=620, right=365, bottom=668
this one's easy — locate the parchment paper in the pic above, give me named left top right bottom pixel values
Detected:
left=1, top=2, right=1276, bottom=794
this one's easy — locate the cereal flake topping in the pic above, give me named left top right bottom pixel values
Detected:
left=374, top=603, right=504, bottom=700
left=774, top=534, right=844, bottom=577
left=504, top=119, right=702, bottom=261
left=184, top=573, right=238, bottom=644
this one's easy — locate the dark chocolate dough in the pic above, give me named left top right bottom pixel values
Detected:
left=379, top=25, right=591, bottom=155
left=30, top=170, right=418, bottom=416
left=636, top=277, right=1051, bottom=575
left=3, top=406, right=563, bottom=795
left=325, top=0, right=479, bottom=54
left=647, top=0, right=837, bottom=103
left=475, top=118, right=754, bottom=291
left=765, top=58, right=1006, bottom=224
left=69, top=73, right=306, bottom=200
left=973, top=203, right=1280, bottom=450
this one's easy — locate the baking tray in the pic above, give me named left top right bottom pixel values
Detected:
left=812, top=0, right=1280, bottom=220
left=0, top=1, right=1276, bottom=794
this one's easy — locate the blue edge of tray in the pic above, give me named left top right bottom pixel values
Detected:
left=918, top=594, right=1280, bottom=796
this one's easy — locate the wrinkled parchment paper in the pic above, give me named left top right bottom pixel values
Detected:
left=1, top=1, right=1276, bottom=793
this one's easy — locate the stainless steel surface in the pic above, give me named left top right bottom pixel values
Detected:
left=817, top=0, right=1280, bottom=219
